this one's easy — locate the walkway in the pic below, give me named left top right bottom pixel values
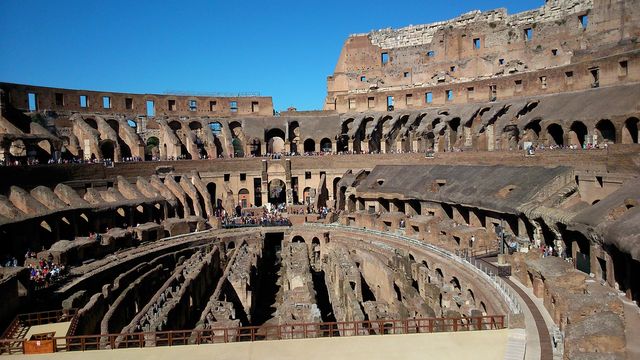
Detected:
left=478, top=257, right=553, bottom=360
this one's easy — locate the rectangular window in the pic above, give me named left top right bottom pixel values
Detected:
left=230, top=101, right=238, bottom=112
left=224, top=174, right=230, bottom=182
left=368, top=97, right=375, bottom=108
left=425, top=92, right=433, bottom=104
left=427, top=50, right=435, bottom=57
left=381, top=52, right=389, bottom=65
left=466, top=87, right=474, bottom=100
left=28, top=93, right=37, bottom=111
left=386, top=96, right=394, bottom=110
left=405, top=93, right=413, bottom=106
left=619, top=60, right=628, bottom=77
left=403, top=71, right=410, bottom=78
left=524, top=28, right=533, bottom=41
left=240, top=173, right=246, bottom=181
left=146, top=100, right=155, bottom=117
left=539, top=76, right=547, bottom=89
left=189, top=100, right=197, bottom=111
left=168, top=99, right=177, bottom=111
left=305, top=171, right=311, bottom=180
left=579, top=15, right=588, bottom=30
left=590, top=68, right=600, bottom=88
left=209, top=101, right=217, bottom=111
left=80, top=95, right=88, bottom=108
left=446, top=90, right=453, bottom=101
left=125, top=98, right=133, bottom=110
left=565, top=71, right=574, bottom=84
left=102, top=96, right=111, bottom=109
left=55, top=93, right=64, bottom=106
left=473, top=38, right=481, bottom=49
left=251, top=101, right=259, bottom=112
left=489, top=85, right=497, bottom=101
left=348, top=98, right=356, bottom=109
left=360, top=76, right=366, bottom=82
left=515, top=80, right=523, bottom=92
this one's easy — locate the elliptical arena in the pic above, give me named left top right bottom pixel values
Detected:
left=0, top=1, right=639, bottom=359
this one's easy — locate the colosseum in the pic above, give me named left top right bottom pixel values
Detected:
left=0, top=0, right=638, bottom=359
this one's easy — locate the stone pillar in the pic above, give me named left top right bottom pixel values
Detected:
left=380, top=140, right=387, bottom=154
left=332, top=141, right=337, bottom=154
left=487, top=125, right=495, bottom=151
left=348, top=140, right=354, bottom=153
left=361, top=141, right=369, bottom=154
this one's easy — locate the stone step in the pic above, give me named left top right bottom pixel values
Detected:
left=503, top=328, right=526, bottom=360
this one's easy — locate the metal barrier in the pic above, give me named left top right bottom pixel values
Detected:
left=1, top=315, right=504, bottom=354
left=303, top=223, right=522, bottom=314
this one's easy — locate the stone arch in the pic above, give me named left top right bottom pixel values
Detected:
left=320, top=138, right=332, bottom=153
left=265, top=128, right=286, bottom=154
left=332, top=177, right=342, bottom=204
left=523, top=119, right=542, bottom=143
left=289, top=121, right=300, bottom=153
left=546, top=123, right=564, bottom=146
left=292, top=235, right=306, bottom=243
left=85, top=118, right=98, bottom=130
left=622, top=117, right=639, bottom=144
left=207, top=182, right=218, bottom=209
left=595, top=119, right=616, bottom=144
left=268, top=179, right=286, bottom=205
left=99, top=140, right=115, bottom=160
left=238, top=188, right=250, bottom=208
left=569, top=121, right=588, bottom=147
left=189, top=121, right=202, bottom=131
left=146, top=136, right=160, bottom=159
left=168, top=120, right=182, bottom=131
left=303, top=138, right=315, bottom=153
left=106, top=119, right=119, bottom=132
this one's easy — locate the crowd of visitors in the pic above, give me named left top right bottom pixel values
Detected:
left=27, top=254, right=66, bottom=288
left=221, top=206, right=291, bottom=227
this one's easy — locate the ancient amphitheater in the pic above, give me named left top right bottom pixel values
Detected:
left=0, top=0, right=639, bottom=359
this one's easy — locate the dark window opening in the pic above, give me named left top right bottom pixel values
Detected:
left=224, top=174, right=230, bottom=182
left=125, top=98, right=133, bottom=110
left=168, top=99, right=177, bottom=111
left=515, top=80, right=523, bottom=92
left=565, top=71, right=574, bottom=84
left=360, top=76, right=366, bottom=82
left=450, top=66, right=456, bottom=72
left=209, top=101, right=217, bottom=111
left=305, top=171, right=311, bottom=180
left=473, top=38, right=481, bottom=49
left=551, top=49, right=558, bottom=56
left=540, top=76, right=547, bottom=89
left=251, top=101, right=259, bottom=112
left=55, top=93, right=64, bottom=106
left=230, top=101, right=238, bottom=112
left=498, top=58, right=504, bottom=65
left=403, top=71, right=410, bottom=78
left=240, top=173, right=246, bottom=181
left=590, top=68, right=600, bottom=88
left=619, top=60, right=628, bottom=77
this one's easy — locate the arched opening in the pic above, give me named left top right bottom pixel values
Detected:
left=546, top=123, right=564, bottom=146
left=227, top=241, right=236, bottom=250
left=189, top=121, right=202, bottom=131
left=332, top=177, right=342, bottom=204
left=85, top=118, right=98, bottom=130
left=320, top=138, right=332, bottom=153
left=146, top=137, right=160, bottom=160
left=248, top=138, right=261, bottom=157
left=302, top=187, right=311, bottom=205
left=596, top=119, right=616, bottom=144
left=450, top=277, right=461, bottom=291
left=100, top=140, right=115, bottom=160
left=168, top=120, right=182, bottom=131
left=106, top=119, right=119, bottom=132
left=232, top=138, right=244, bottom=157
left=523, top=119, right=541, bottom=143
left=238, top=188, right=250, bottom=208
left=289, top=121, right=300, bottom=153
left=265, top=128, right=286, bottom=154
left=268, top=179, right=286, bottom=205
left=467, top=289, right=476, bottom=306
left=303, top=139, right=316, bottom=153
left=569, top=121, right=588, bottom=147
left=207, top=182, right=217, bottom=212
left=292, top=236, right=305, bottom=243
left=622, top=117, right=639, bottom=144
left=127, top=119, right=137, bottom=129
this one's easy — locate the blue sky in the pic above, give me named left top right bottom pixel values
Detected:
left=0, top=0, right=541, bottom=111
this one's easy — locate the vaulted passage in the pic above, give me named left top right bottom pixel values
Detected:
left=250, top=232, right=283, bottom=326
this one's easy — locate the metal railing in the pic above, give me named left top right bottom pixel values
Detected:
left=0, top=315, right=504, bottom=354
left=304, top=223, right=522, bottom=314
